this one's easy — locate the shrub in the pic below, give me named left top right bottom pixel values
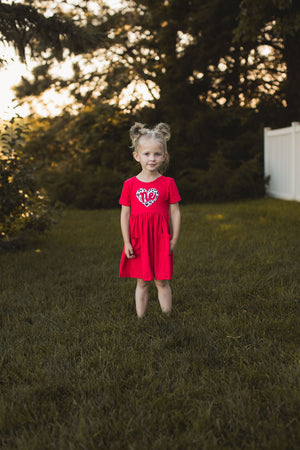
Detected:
left=0, top=117, right=58, bottom=247
left=42, top=165, right=122, bottom=209
left=177, top=152, right=266, bottom=203
left=203, top=151, right=232, bottom=201
left=177, top=168, right=208, bottom=203
left=227, top=154, right=266, bottom=199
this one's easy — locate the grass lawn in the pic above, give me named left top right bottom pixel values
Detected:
left=0, top=198, right=299, bottom=449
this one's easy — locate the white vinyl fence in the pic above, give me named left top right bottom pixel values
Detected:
left=264, top=122, right=300, bottom=201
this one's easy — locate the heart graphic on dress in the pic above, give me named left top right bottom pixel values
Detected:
left=136, top=188, right=159, bottom=207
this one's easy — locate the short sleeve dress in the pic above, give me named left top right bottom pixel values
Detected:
left=119, top=175, right=181, bottom=281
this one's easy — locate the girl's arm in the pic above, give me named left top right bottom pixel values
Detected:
left=120, top=205, right=135, bottom=258
left=169, top=202, right=181, bottom=253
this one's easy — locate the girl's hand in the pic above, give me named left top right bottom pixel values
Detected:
left=170, top=239, right=177, bottom=253
left=125, top=242, right=135, bottom=259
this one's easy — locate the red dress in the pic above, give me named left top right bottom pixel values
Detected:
left=119, top=176, right=181, bottom=281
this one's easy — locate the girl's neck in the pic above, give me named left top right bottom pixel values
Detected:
left=136, top=171, right=162, bottom=182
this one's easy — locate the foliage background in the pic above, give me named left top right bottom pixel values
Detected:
left=1, top=0, right=299, bottom=209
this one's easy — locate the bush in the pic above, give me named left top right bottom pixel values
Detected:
left=177, top=152, right=266, bottom=203
left=0, top=117, right=58, bottom=247
left=227, top=154, right=266, bottom=199
left=42, top=165, right=123, bottom=209
left=203, top=151, right=232, bottom=201
left=177, top=168, right=207, bottom=203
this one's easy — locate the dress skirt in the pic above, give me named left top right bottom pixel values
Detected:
left=119, top=212, right=173, bottom=281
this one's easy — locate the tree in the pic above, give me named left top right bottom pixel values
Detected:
left=234, top=0, right=300, bottom=122
left=1, top=0, right=131, bottom=109
left=10, top=0, right=299, bottom=124
left=0, top=1, right=99, bottom=62
left=10, top=0, right=249, bottom=113
left=5, top=0, right=289, bottom=205
left=0, top=0, right=110, bottom=113
left=23, top=103, right=134, bottom=208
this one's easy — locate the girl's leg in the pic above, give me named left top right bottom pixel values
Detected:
left=135, top=279, right=150, bottom=318
left=154, top=279, right=172, bottom=315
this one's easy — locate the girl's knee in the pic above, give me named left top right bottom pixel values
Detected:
left=154, top=279, right=169, bottom=289
left=137, top=279, right=150, bottom=289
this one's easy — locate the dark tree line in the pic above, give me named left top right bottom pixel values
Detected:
left=1, top=0, right=300, bottom=208
left=9, top=0, right=300, bottom=118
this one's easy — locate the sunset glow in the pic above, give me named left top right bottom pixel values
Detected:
left=0, top=0, right=125, bottom=119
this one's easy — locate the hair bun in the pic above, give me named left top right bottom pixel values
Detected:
left=130, top=122, right=146, bottom=143
left=154, top=123, right=170, bottom=141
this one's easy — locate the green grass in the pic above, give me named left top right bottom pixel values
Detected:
left=0, top=198, right=299, bottom=449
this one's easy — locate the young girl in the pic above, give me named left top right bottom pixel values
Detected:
left=119, top=122, right=181, bottom=318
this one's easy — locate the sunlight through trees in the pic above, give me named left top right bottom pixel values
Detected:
left=1, top=0, right=299, bottom=211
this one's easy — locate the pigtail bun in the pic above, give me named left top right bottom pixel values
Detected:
left=154, top=123, right=170, bottom=141
left=130, top=122, right=146, bottom=145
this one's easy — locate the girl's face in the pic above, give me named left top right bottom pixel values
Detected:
left=133, top=137, right=167, bottom=173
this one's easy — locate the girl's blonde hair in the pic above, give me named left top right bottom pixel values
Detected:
left=129, top=122, right=170, bottom=172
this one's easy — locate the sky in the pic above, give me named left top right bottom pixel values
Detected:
left=0, top=44, right=33, bottom=119
left=0, top=0, right=124, bottom=120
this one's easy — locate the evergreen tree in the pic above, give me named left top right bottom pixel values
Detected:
left=234, top=0, right=300, bottom=122
left=9, top=0, right=299, bottom=123
left=0, top=1, right=96, bottom=62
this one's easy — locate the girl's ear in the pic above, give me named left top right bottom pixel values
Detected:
left=133, top=151, right=140, bottom=162
left=163, top=152, right=168, bottom=161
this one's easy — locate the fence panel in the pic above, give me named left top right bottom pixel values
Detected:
left=264, top=122, right=300, bottom=201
